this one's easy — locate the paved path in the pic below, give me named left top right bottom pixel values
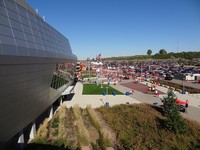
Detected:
left=110, top=83, right=162, bottom=105
left=64, top=82, right=141, bottom=108
left=118, top=80, right=200, bottom=122
left=169, top=79, right=200, bottom=89
left=139, top=81, right=200, bottom=109
left=64, top=80, right=200, bottom=122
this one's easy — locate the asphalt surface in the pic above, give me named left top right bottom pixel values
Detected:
left=168, top=78, right=200, bottom=89
left=114, top=80, right=200, bottom=122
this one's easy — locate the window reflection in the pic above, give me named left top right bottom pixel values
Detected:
left=50, top=62, right=75, bottom=89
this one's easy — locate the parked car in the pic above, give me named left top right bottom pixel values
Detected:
left=123, top=76, right=130, bottom=80
left=165, top=74, right=173, bottom=80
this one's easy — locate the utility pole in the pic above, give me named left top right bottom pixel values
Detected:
left=106, top=86, right=108, bottom=101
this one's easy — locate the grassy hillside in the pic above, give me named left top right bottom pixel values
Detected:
left=27, top=104, right=200, bottom=150
left=97, top=104, right=200, bottom=150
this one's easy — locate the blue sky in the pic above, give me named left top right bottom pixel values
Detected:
left=26, top=0, right=200, bottom=60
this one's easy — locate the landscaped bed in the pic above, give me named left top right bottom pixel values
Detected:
left=29, top=104, right=200, bottom=150
left=82, top=84, right=123, bottom=95
left=97, top=104, right=200, bottom=150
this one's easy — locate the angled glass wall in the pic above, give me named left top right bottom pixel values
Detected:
left=50, top=62, right=75, bottom=89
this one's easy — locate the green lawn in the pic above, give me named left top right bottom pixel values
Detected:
left=82, top=74, right=96, bottom=78
left=82, top=84, right=123, bottom=95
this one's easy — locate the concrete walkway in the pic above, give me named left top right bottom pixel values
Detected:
left=64, top=81, right=200, bottom=122
left=118, top=80, right=200, bottom=122
left=140, top=81, right=200, bottom=109
left=64, top=82, right=141, bottom=108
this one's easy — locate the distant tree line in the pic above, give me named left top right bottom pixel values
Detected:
left=106, top=55, right=149, bottom=60
left=153, top=51, right=200, bottom=60
left=104, top=50, right=200, bottom=60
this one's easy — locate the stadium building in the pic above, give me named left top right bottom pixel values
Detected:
left=0, top=0, right=77, bottom=149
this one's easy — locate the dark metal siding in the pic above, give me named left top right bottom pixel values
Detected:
left=0, top=56, right=57, bottom=141
left=0, top=0, right=77, bottom=141
left=0, top=0, right=77, bottom=60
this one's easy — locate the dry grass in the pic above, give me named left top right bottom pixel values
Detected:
left=32, top=103, right=200, bottom=149
left=73, top=104, right=90, bottom=146
left=97, top=104, right=200, bottom=150
left=86, top=105, right=114, bottom=147
left=58, top=105, right=67, bottom=139
left=80, top=109, right=99, bottom=144
left=33, top=118, right=49, bottom=144
left=65, top=107, right=79, bottom=148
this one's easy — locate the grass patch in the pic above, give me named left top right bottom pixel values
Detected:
left=50, top=116, right=59, bottom=129
left=82, top=84, right=123, bottom=95
left=82, top=74, right=96, bottom=78
left=97, top=104, right=200, bottom=150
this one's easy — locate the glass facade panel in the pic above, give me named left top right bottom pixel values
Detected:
left=50, top=63, right=75, bottom=89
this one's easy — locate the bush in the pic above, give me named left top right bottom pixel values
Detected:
left=52, top=138, right=73, bottom=149
left=51, top=116, right=59, bottom=128
left=161, top=89, right=189, bottom=134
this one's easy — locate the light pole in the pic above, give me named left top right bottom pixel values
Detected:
left=101, top=81, right=103, bottom=88
left=87, top=57, right=90, bottom=78
left=182, top=82, right=185, bottom=93
left=106, top=86, right=108, bottom=101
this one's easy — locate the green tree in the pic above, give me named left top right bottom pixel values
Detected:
left=147, top=49, right=152, bottom=56
left=159, top=49, right=167, bottom=54
left=161, top=89, right=189, bottom=134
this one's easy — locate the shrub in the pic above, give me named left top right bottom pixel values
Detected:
left=50, top=116, right=59, bottom=128
left=161, top=89, right=189, bottom=134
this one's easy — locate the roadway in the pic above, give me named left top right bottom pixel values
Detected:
left=169, top=79, right=200, bottom=89
left=113, top=80, right=200, bottom=122
left=158, top=77, right=200, bottom=89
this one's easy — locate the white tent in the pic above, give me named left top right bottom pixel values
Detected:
left=91, top=61, right=103, bottom=65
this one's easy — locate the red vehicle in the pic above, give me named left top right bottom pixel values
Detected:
left=176, top=99, right=189, bottom=105
left=175, top=99, right=189, bottom=112
left=195, top=79, right=200, bottom=84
